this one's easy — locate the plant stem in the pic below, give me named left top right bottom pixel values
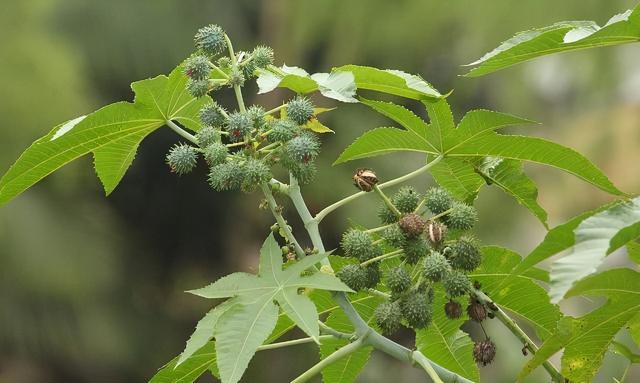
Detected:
left=472, top=288, right=564, bottom=383
left=318, top=321, right=355, bottom=340
left=291, top=337, right=366, bottom=383
left=412, top=351, right=445, bottom=383
left=166, top=120, right=197, bottom=144
left=258, top=335, right=334, bottom=352
left=261, top=183, right=305, bottom=259
left=430, top=207, right=453, bottom=221
left=224, top=33, right=246, bottom=113
left=264, top=103, right=287, bottom=116
left=360, top=249, right=403, bottom=267
left=314, top=155, right=444, bottom=223
left=373, top=184, right=402, bottom=217
left=366, top=288, right=391, bottom=300
left=364, top=223, right=395, bottom=234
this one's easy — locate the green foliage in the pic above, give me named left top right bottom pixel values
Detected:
left=464, top=5, right=640, bottom=77
left=149, top=342, right=218, bottom=383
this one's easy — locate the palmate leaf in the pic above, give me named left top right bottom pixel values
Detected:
left=471, top=247, right=561, bottom=340
left=0, top=66, right=209, bottom=204
left=416, top=291, right=478, bottom=382
left=519, top=268, right=640, bottom=382
left=336, top=65, right=442, bottom=100
left=464, top=5, right=640, bottom=77
left=149, top=342, right=218, bottom=383
left=185, top=234, right=351, bottom=383
left=430, top=158, right=484, bottom=203
left=548, top=196, right=640, bottom=303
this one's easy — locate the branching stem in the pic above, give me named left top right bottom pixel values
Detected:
left=261, top=183, right=305, bottom=259
left=166, top=120, right=197, bottom=144
left=360, top=249, right=403, bottom=267
left=290, top=337, right=366, bottom=383
left=258, top=335, right=334, bottom=352
left=224, top=33, right=246, bottom=113
left=373, top=184, right=402, bottom=217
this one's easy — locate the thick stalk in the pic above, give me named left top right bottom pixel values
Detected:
left=224, top=34, right=246, bottom=112
left=261, top=183, right=305, bottom=258
left=473, top=289, right=564, bottom=383
left=373, top=184, right=401, bottom=217
left=166, top=120, right=197, bottom=144
left=290, top=337, right=366, bottom=383
left=314, top=155, right=444, bottom=223
left=413, top=352, right=445, bottom=383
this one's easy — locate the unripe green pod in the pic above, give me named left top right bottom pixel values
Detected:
left=252, top=45, right=274, bottom=69
left=387, top=267, right=412, bottom=294
left=241, top=158, right=272, bottom=192
left=243, top=61, right=257, bottom=80
left=166, top=143, right=198, bottom=175
left=208, top=161, right=244, bottom=191
left=268, top=119, right=299, bottom=143
left=442, top=270, right=472, bottom=298
left=398, top=213, right=426, bottom=238
left=374, top=301, right=403, bottom=334
left=444, top=202, right=478, bottom=231
left=194, top=24, right=226, bottom=56
left=184, top=55, right=212, bottom=80
left=283, top=132, right=320, bottom=163
left=225, top=112, right=253, bottom=142
left=336, top=264, right=368, bottom=291
left=425, top=187, right=453, bottom=215
left=228, top=67, right=245, bottom=87
left=200, top=102, right=227, bottom=128
left=216, top=56, right=231, bottom=69
left=400, top=291, right=433, bottom=329
left=287, top=95, right=315, bottom=125
left=203, top=142, right=228, bottom=166
left=393, top=186, right=421, bottom=213
left=196, top=127, right=222, bottom=148
left=382, top=224, right=407, bottom=248
left=289, top=161, right=317, bottom=185
left=363, top=265, right=381, bottom=289
left=423, top=251, right=450, bottom=282
left=403, top=237, right=430, bottom=264
left=449, top=236, right=482, bottom=271
left=377, top=204, right=398, bottom=224
left=247, top=105, right=266, bottom=129
left=340, top=229, right=381, bottom=262
left=187, top=78, right=210, bottom=98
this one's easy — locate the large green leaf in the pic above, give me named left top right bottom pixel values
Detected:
left=430, top=158, right=484, bottom=203
left=472, top=247, right=561, bottom=339
left=149, top=342, right=217, bottom=383
left=549, top=196, right=640, bottom=302
left=519, top=268, right=640, bottom=382
left=416, top=292, right=478, bottom=382
left=628, top=241, right=640, bottom=265
left=334, top=127, right=436, bottom=164
left=464, top=5, right=640, bottom=77
left=0, top=65, right=208, bottom=203
left=474, top=158, right=548, bottom=227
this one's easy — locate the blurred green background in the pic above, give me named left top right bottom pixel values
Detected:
left=1, top=1, right=639, bottom=382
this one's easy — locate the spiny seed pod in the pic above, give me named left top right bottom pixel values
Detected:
left=336, top=264, right=368, bottom=291
left=473, top=339, right=496, bottom=366
left=467, top=300, right=487, bottom=322
left=400, top=291, right=432, bottom=329
left=187, top=78, right=210, bottom=98
left=426, top=220, right=447, bottom=247
left=217, top=56, right=231, bottom=69
left=184, top=55, right=212, bottom=80
left=166, top=144, right=198, bottom=175
left=196, top=126, right=221, bottom=148
left=398, top=213, right=426, bottom=238
left=444, top=202, right=478, bottom=231
left=252, top=45, right=274, bottom=69
left=203, top=142, right=228, bottom=166
left=443, top=270, right=472, bottom=298
left=382, top=224, right=407, bottom=248
left=387, top=267, right=412, bottom=294
left=247, top=105, right=266, bottom=129
left=241, top=158, right=272, bottom=192
left=287, top=95, right=315, bottom=125
left=444, top=300, right=463, bottom=320
left=200, top=102, right=227, bottom=128
left=423, top=251, right=450, bottom=282
left=225, top=112, right=253, bottom=142
left=403, top=237, right=429, bottom=264
left=228, top=67, right=245, bottom=87
left=449, top=237, right=482, bottom=271
left=208, top=161, right=244, bottom=191
left=283, top=132, right=320, bottom=163
left=353, top=169, right=378, bottom=192
left=425, top=187, right=453, bottom=215
left=377, top=204, right=398, bottom=224
left=268, top=119, right=299, bottom=143
left=363, top=265, right=381, bottom=288
left=289, top=161, right=317, bottom=185
left=243, top=61, right=257, bottom=80
left=341, top=229, right=381, bottom=262
left=374, top=301, right=403, bottom=334
left=194, top=24, right=226, bottom=56
left=393, top=186, right=420, bottom=213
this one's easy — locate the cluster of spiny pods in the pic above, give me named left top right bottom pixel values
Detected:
left=338, top=170, right=496, bottom=365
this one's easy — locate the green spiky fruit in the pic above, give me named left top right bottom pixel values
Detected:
left=467, top=300, right=487, bottom=322
left=423, top=251, right=450, bottom=282
left=425, top=187, right=453, bottom=215
left=203, top=142, right=228, bottom=165
left=287, top=96, right=314, bottom=125
left=208, top=161, right=244, bottom=191
left=268, top=119, right=299, bottom=143
left=444, top=300, right=463, bottom=319
left=247, top=105, right=266, bottom=129
left=387, top=267, right=411, bottom=294
left=374, top=301, right=403, bottom=334
left=473, top=339, right=496, bottom=366
left=252, top=45, right=274, bottom=69
left=377, top=204, right=398, bottom=224
left=442, top=270, right=472, bottom=297
left=200, top=102, right=227, bottom=128
left=336, top=264, right=368, bottom=291
left=398, top=213, right=426, bottom=238
left=187, top=78, right=210, bottom=98
left=225, top=112, right=253, bottom=142
left=216, top=56, right=231, bottom=69
left=228, top=67, right=245, bottom=87
left=363, top=265, right=381, bottom=288
left=289, top=161, right=317, bottom=185
left=403, top=237, right=429, bottom=264
left=241, top=158, right=272, bottom=192
left=194, top=24, right=226, bottom=56
left=196, top=126, right=221, bottom=148
left=444, top=202, right=478, bottom=230
left=184, top=55, right=211, bottom=80
left=382, top=224, right=407, bottom=248
left=394, top=186, right=421, bottom=213
left=283, top=132, right=320, bottom=163
left=449, top=236, right=482, bottom=271
left=243, top=61, right=257, bottom=79
left=166, top=144, right=198, bottom=175
left=400, top=291, right=432, bottom=329
left=340, top=229, right=381, bottom=262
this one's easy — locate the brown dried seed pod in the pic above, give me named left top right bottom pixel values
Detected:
left=473, top=339, right=496, bottom=366
left=426, top=220, right=447, bottom=246
left=444, top=300, right=463, bottom=320
left=353, top=168, right=378, bottom=192
left=467, top=300, right=487, bottom=322
left=398, top=213, right=426, bottom=238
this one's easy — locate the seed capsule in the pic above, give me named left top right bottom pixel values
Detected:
left=444, top=300, right=463, bottom=319
left=353, top=169, right=378, bottom=192
left=467, top=300, right=487, bottom=322
left=473, top=339, right=496, bottom=366
left=426, top=220, right=447, bottom=246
